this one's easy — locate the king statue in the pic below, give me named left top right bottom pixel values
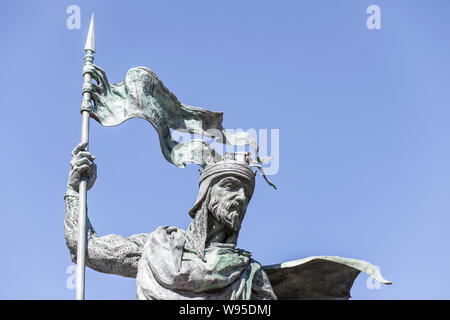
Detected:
left=64, top=65, right=391, bottom=300
left=65, top=17, right=391, bottom=299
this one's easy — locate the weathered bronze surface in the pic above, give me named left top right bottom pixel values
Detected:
left=66, top=18, right=390, bottom=299
left=65, top=63, right=390, bottom=299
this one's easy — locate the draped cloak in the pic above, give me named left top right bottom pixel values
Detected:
left=136, top=226, right=277, bottom=300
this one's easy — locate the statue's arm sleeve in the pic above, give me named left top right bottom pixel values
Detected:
left=64, top=191, right=148, bottom=278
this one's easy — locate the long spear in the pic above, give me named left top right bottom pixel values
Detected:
left=76, top=13, right=95, bottom=300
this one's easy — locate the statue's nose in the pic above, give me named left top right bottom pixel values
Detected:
left=235, top=187, right=246, bottom=204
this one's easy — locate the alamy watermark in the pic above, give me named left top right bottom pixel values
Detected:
left=66, top=5, right=81, bottom=30
left=171, top=128, right=280, bottom=175
left=66, top=264, right=77, bottom=290
left=366, top=5, right=381, bottom=30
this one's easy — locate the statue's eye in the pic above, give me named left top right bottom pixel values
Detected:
left=222, top=182, right=237, bottom=190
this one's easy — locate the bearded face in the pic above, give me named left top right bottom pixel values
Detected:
left=207, top=176, right=253, bottom=231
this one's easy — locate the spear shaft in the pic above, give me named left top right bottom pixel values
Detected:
left=76, top=14, right=95, bottom=300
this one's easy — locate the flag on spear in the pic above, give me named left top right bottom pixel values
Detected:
left=83, top=64, right=268, bottom=169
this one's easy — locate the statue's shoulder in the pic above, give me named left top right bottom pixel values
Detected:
left=145, top=225, right=187, bottom=249
left=149, top=225, right=186, bottom=237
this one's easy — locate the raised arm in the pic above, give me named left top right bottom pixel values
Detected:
left=64, top=143, right=148, bottom=278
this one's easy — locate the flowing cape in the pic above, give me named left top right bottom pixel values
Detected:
left=263, top=256, right=392, bottom=299
left=134, top=227, right=391, bottom=300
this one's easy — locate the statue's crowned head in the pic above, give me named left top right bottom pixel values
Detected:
left=186, top=152, right=275, bottom=257
left=189, top=153, right=256, bottom=230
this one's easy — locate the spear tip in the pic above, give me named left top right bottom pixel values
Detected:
left=84, top=13, right=95, bottom=52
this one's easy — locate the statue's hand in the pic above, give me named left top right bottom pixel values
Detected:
left=82, top=63, right=110, bottom=106
left=67, top=142, right=97, bottom=193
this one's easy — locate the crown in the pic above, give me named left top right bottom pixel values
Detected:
left=199, top=151, right=276, bottom=190
left=199, top=153, right=256, bottom=187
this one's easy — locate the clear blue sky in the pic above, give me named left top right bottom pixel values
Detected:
left=1, top=0, right=449, bottom=299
